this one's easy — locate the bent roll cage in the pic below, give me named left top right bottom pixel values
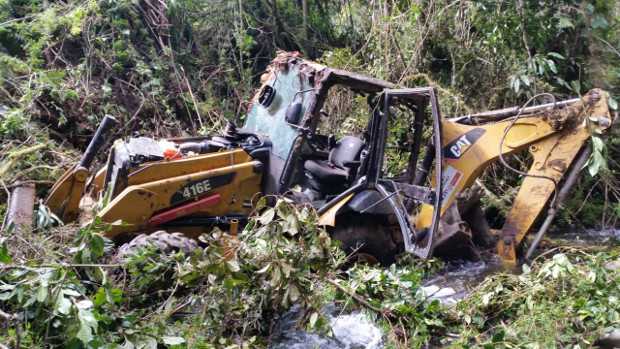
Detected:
left=318, top=87, right=444, bottom=259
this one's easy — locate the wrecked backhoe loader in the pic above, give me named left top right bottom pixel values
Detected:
left=38, top=52, right=615, bottom=264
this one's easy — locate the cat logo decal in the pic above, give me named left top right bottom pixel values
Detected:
left=443, top=128, right=485, bottom=159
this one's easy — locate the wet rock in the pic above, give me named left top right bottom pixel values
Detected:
left=604, top=259, right=620, bottom=271
left=595, top=328, right=620, bottom=349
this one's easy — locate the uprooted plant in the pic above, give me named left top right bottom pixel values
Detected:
left=449, top=248, right=620, bottom=348
left=0, top=199, right=343, bottom=347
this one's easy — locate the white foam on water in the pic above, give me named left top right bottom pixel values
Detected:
left=330, top=312, right=383, bottom=349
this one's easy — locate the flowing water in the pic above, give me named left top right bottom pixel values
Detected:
left=548, top=228, right=620, bottom=244
left=270, top=304, right=383, bottom=349
left=270, top=229, right=618, bottom=348
left=269, top=258, right=503, bottom=349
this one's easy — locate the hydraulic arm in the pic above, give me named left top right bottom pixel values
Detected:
left=416, top=89, right=614, bottom=263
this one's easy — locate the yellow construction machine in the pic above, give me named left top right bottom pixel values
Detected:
left=42, top=52, right=615, bottom=264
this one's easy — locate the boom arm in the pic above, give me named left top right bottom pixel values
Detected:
left=45, top=115, right=118, bottom=222
left=416, top=89, right=614, bottom=263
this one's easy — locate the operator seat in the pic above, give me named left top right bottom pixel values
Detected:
left=304, top=136, right=365, bottom=193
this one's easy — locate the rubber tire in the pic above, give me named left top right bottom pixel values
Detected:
left=330, top=214, right=400, bottom=266
left=115, top=230, right=198, bottom=261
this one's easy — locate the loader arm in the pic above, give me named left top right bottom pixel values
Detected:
left=45, top=115, right=118, bottom=222
left=416, top=89, right=614, bottom=263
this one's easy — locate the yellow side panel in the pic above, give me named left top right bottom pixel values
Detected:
left=127, top=149, right=252, bottom=185
left=99, top=159, right=262, bottom=239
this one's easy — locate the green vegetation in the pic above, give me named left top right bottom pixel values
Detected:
left=1, top=0, right=619, bottom=348
left=451, top=249, right=620, bottom=348
left=1, top=200, right=618, bottom=348
left=1, top=0, right=618, bottom=228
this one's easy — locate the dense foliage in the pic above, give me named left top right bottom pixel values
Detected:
left=1, top=0, right=619, bottom=348
left=0, top=0, right=618, bottom=227
left=1, top=199, right=618, bottom=348
left=451, top=250, right=620, bottom=347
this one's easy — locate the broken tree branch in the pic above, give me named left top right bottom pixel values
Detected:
left=0, top=143, right=47, bottom=181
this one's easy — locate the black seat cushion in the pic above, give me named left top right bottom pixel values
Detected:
left=304, top=160, right=348, bottom=184
left=330, top=136, right=365, bottom=168
left=304, top=136, right=365, bottom=194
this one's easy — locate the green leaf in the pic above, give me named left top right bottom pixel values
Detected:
left=275, top=199, right=291, bottom=219
left=591, top=15, right=609, bottom=29
left=546, top=60, right=557, bottom=74
left=63, top=289, right=81, bottom=297
left=0, top=242, right=12, bottom=264
left=588, top=149, right=606, bottom=177
left=254, top=196, right=267, bottom=211
left=93, top=288, right=105, bottom=307
left=592, top=136, right=605, bottom=153
left=555, top=77, right=571, bottom=90
left=223, top=277, right=246, bottom=289
left=608, top=96, right=618, bottom=110
left=259, top=208, right=275, bottom=225
left=44, top=70, right=66, bottom=84
left=36, top=286, right=48, bottom=303
left=309, top=312, right=319, bottom=329
left=76, top=308, right=97, bottom=344
left=557, top=16, right=574, bottom=29
left=0, top=289, right=14, bottom=301
left=492, top=329, right=505, bottom=342
left=162, top=336, right=185, bottom=345
left=256, top=263, right=271, bottom=274
left=90, top=234, right=105, bottom=258
left=547, top=52, right=564, bottom=60
left=93, top=285, right=122, bottom=307
left=284, top=214, right=299, bottom=236
left=0, top=284, right=15, bottom=291
left=108, top=287, right=123, bottom=304
left=521, top=75, right=530, bottom=87
left=570, top=80, right=581, bottom=95
left=55, top=296, right=72, bottom=315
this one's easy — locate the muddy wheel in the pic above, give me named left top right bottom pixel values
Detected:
left=331, top=214, right=400, bottom=266
left=115, top=230, right=199, bottom=261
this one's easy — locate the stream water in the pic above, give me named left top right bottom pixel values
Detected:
left=548, top=228, right=620, bottom=244
left=270, top=304, right=383, bottom=349
left=270, top=229, right=619, bottom=349
left=270, top=258, right=503, bottom=349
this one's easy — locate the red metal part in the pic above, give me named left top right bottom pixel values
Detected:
left=148, top=194, right=221, bottom=227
